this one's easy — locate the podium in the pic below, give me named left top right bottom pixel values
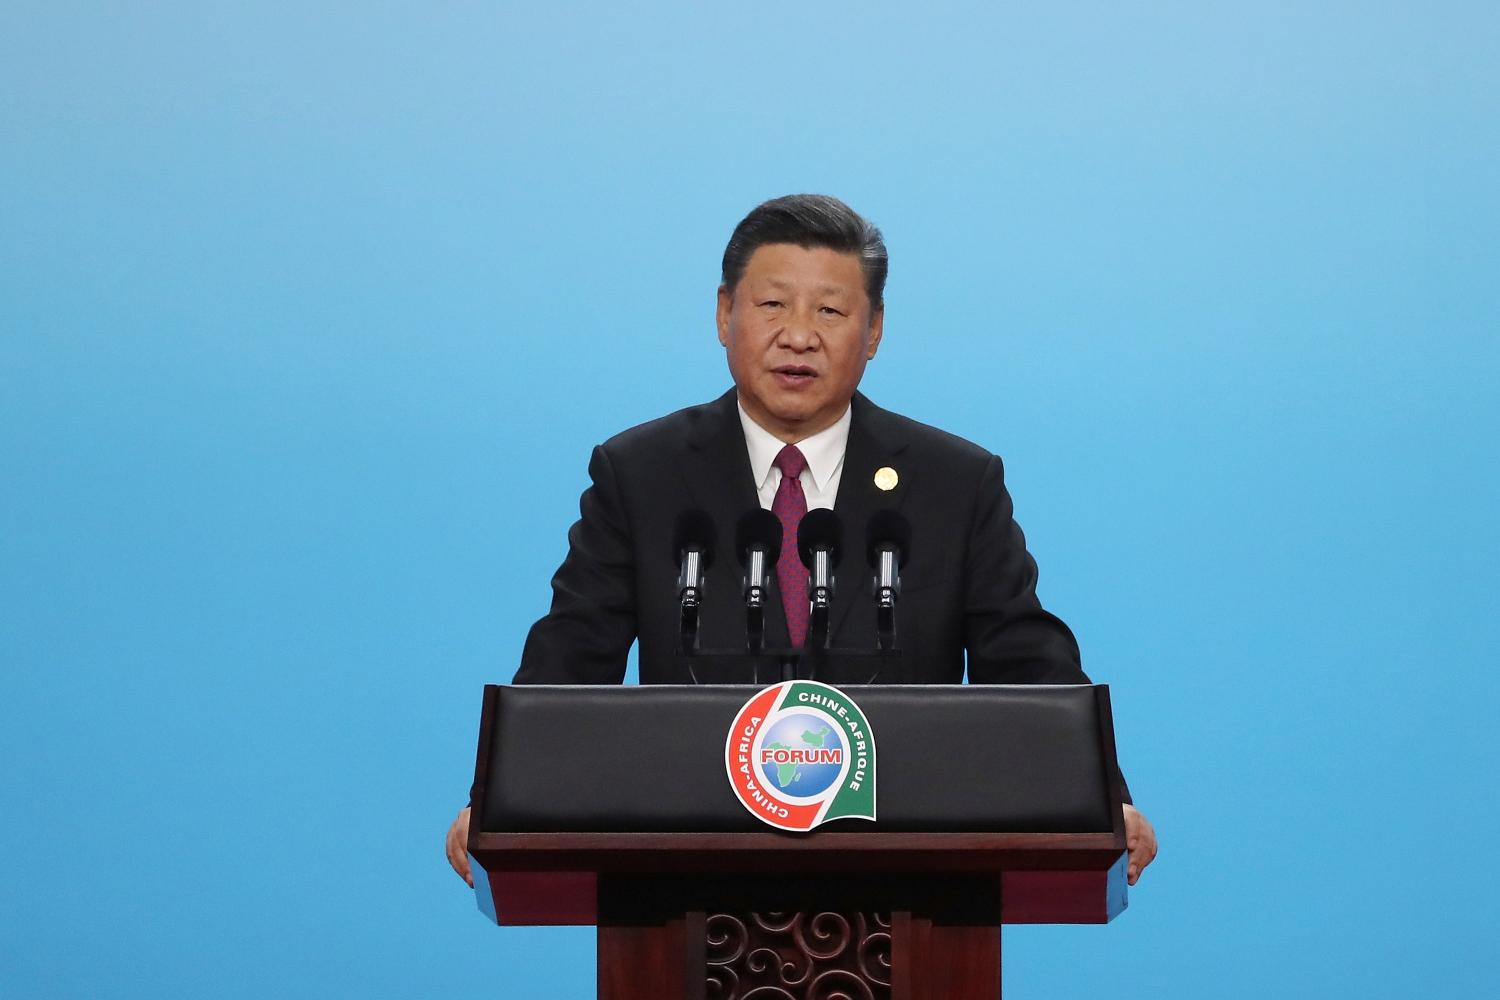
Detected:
left=468, top=684, right=1128, bottom=999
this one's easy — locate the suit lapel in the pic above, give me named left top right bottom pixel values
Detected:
left=827, top=393, right=912, bottom=647
left=680, top=388, right=760, bottom=510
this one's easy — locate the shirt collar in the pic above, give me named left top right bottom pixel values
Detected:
left=737, top=398, right=852, bottom=493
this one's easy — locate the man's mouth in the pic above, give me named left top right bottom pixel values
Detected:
left=772, top=365, right=818, bottom=382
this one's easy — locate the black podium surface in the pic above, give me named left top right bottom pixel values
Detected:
left=478, top=684, right=1119, bottom=834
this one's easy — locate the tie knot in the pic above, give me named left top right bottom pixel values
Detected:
left=774, top=444, right=808, bottom=480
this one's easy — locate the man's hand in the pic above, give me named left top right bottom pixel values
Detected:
left=446, top=806, right=473, bottom=887
left=1123, top=803, right=1158, bottom=886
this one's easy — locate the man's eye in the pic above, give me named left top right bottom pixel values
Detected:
left=820, top=306, right=845, bottom=317
left=760, top=300, right=783, bottom=309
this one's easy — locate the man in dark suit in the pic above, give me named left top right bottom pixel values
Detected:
left=447, top=194, right=1157, bottom=885
left=509, top=387, right=1091, bottom=690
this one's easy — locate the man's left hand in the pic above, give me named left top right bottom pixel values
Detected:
left=1123, top=803, right=1158, bottom=885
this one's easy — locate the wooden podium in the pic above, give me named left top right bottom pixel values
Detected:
left=468, top=684, right=1129, bottom=999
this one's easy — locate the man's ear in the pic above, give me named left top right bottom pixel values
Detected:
left=716, top=285, right=732, bottom=347
left=866, top=306, right=885, bottom=359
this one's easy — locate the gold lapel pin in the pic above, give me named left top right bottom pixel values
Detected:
left=874, top=466, right=899, bottom=492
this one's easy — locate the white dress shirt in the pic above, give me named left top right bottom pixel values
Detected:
left=737, top=398, right=851, bottom=511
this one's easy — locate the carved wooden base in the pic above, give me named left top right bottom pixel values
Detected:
left=705, top=910, right=891, bottom=999
left=597, top=876, right=1002, bottom=1000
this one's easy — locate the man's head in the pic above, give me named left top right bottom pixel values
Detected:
left=716, top=195, right=887, bottom=443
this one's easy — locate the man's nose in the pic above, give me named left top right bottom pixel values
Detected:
left=778, top=310, right=820, bottom=350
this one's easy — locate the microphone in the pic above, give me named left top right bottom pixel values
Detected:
left=796, top=509, right=842, bottom=650
left=672, top=510, right=716, bottom=649
left=865, top=510, right=911, bottom=651
left=736, top=510, right=783, bottom=653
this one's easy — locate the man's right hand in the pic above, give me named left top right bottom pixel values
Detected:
left=445, top=806, right=473, bottom=887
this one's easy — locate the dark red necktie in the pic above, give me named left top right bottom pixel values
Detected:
left=772, top=444, right=810, bottom=647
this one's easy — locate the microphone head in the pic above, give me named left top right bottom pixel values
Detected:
left=797, top=508, right=843, bottom=569
left=865, top=509, right=912, bottom=567
left=735, top=509, right=783, bottom=566
left=672, top=509, right=716, bottom=569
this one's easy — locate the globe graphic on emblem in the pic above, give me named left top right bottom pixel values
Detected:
left=758, top=712, right=845, bottom=798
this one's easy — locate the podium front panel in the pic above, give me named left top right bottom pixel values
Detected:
left=477, top=684, right=1117, bottom=834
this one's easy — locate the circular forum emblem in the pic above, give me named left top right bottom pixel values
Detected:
left=724, top=681, right=877, bottom=832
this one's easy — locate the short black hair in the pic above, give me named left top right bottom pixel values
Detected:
left=721, top=194, right=888, bottom=309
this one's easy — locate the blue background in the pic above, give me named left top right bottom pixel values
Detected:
left=3, top=3, right=1496, bottom=997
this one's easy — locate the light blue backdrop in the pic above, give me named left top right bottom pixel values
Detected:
left=3, top=3, right=1496, bottom=997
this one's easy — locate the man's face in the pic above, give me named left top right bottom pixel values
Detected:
left=716, top=243, right=884, bottom=443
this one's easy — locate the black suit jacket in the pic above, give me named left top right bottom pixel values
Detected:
left=514, top=390, right=1096, bottom=690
